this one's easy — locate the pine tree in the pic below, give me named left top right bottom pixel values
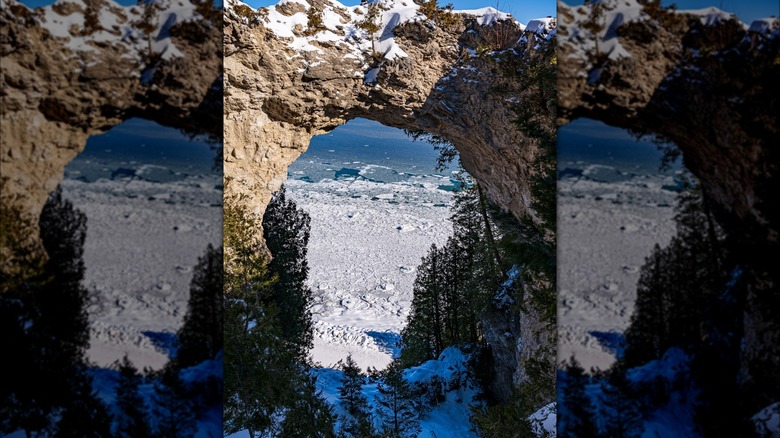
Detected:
left=623, top=244, right=668, bottom=367
left=54, top=372, right=113, bottom=438
left=224, top=187, right=297, bottom=437
left=357, top=1, right=382, bottom=54
left=263, top=185, right=314, bottom=360
left=376, top=362, right=421, bottom=438
left=400, top=244, right=442, bottom=367
left=1, top=186, right=93, bottom=436
left=152, top=367, right=196, bottom=438
left=338, top=355, right=375, bottom=438
left=599, top=369, right=642, bottom=438
left=114, top=355, right=152, bottom=438
left=559, top=357, right=598, bottom=438
left=176, top=244, right=224, bottom=369
left=279, top=372, right=337, bottom=438
left=134, top=0, right=160, bottom=60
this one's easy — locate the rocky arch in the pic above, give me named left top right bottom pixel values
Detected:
left=0, top=0, right=222, bottom=268
left=558, top=0, right=780, bottom=415
left=223, top=0, right=556, bottom=402
left=223, top=1, right=552, bottom=225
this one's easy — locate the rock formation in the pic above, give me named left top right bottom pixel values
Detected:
left=224, top=0, right=556, bottom=403
left=0, top=0, right=222, bottom=269
left=224, top=0, right=555, bottom=223
left=558, top=0, right=779, bottom=420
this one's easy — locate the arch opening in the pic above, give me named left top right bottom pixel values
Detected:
left=60, top=117, right=222, bottom=371
left=557, top=117, right=686, bottom=370
left=279, top=118, right=460, bottom=371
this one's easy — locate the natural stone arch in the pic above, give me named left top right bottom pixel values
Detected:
left=224, top=1, right=549, bottom=226
left=558, top=0, right=780, bottom=415
left=223, top=0, right=556, bottom=402
left=0, top=0, right=222, bottom=269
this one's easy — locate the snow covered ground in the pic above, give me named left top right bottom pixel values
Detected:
left=285, top=121, right=456, bottom=371
left=557, top=123, right=680, bottom=370
left=61, top=120, right=221, bottom=370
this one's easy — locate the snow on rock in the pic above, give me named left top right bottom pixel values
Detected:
left=29, top=0, right=198, bottom=67
left=625, top=347, right=690, bottom=384
left=560, top=0, right=649, bottom=63
left=525, top=17, right=555, bottom=35
left=455, top=6, right=514, bottom=26
left=529, top=402, right=557, bottom=437
left=228, top=0, right=536, bottom=80
left=748, top=17, right=780, bottom=34
left=677, top=6, right=738, bottom=26
left=494, top=264, right=520, bottom=309
left=753, top=402, right=780, bottom=437
left=313, top=346, right=481, bottom=437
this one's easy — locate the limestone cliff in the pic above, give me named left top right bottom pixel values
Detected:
left=223, top=0, right=556, bottom=223
left=224, top=0, right=557, bottom=403
left=558, top=0, right=779, bottom=419
left=0, top=0, right=221, bottom=271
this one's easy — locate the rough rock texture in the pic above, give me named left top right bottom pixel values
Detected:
left=559, top=0, right=780, bottom=417
left=224, top=0, right=555, bottom=403
left=0, top=0, right=222, bottom=266
left=224, top=0, right=544, bottom=223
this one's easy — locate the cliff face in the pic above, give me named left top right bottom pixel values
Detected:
left=558, top=0, right=779, bottom=414
left=224, top=0, right=556, bottom=401
left=0, top=0, right=222, bottom=265
left=223, top=0, right=554, bottom=223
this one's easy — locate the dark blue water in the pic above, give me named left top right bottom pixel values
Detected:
left=65, top=118, right=220, bottom=183
left=558, top=118, right=680, bottom=182
left=288, top=118, right=455, bottom=184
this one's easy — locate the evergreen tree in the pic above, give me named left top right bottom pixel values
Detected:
left=37, top=186, right=91, bottom=371
left=114, top=355, right=152, bottom=438
left=559, top=357, right=598, bottom=438
left=176, top=244, right=224, bottom=369
left=263, top=185, right=314, bottom=360
left=599, top=369, right=642, bottom=438
left=338, top=355, right=375, bottom=438
left=356, top=1, right=382, bottom=54
left=224, top=187, right=297, bottom=437
left=376, top=362, right=421, bottom=438
left=1, top=186, right=94, bottom=436
left=153, top=367, right=196, bottom=438
left=623, top=244, right=668, bottom=367
left=54, top=371, right=113, bottom=438
left=401, top=244, right=443, bottom=366
left=279, top=372, right=337, bottom=438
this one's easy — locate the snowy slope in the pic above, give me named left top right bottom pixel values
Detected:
left=558, top=164, right=679, bottom=370
left=227, top=0, right=544, bottom=83
left=20, top=0, right=206, bottom=67
left=561, top=0, right=778, bottom=70
left=286, top=175, right=453, bottom=370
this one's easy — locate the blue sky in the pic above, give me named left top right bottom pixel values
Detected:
left=667, top=0, right=777, bottom=23
left=559, top=0, right=777, bottom=24
left=244, top=0, right=556, bottom=24
left=19, top=0, right=774, bottom=23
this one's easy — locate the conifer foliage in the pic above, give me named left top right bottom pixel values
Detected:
left=400, top=177, right=501, bottom=367
left=114, top=355, right=152, bottom=438
left=338, top=355, right=376, bottom=438
left=376, top=362, right=422, bottom=438
left=153, top=367, right=196, bottom=438
left=224, top=182, right=335, bottom=437
left=176, top=244, right=224, bottom=368
left=263, top=185, right=314, bottom=360
left=1, top=186, right=112, bottom=436
left=559, top=357, right=598, bottom=438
